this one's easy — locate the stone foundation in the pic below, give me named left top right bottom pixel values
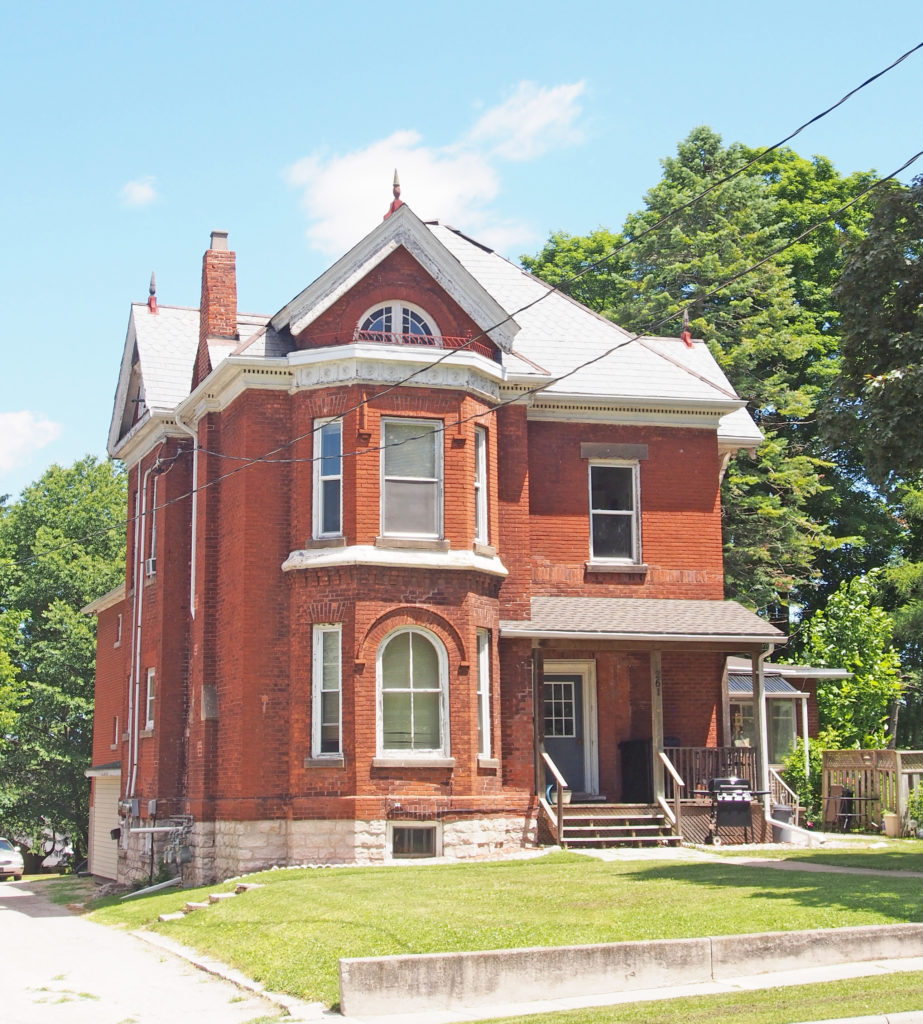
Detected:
left=115, top=813, right=539, bottom=886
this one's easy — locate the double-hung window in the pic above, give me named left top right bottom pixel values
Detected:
left=313, top=420, right=342, bottom=538
left=588, top=461, right=640, bottom=562
left=476, top=629, right=491, bottom=757
left=381, top=419, right=442, bottom=538
left=379, top=628, right=448, bottom=754
left=474, top=426, right=488, bottom=545
left=312, top=624, right=342, bottom=756
left=145, top=668, right=155, bottom=730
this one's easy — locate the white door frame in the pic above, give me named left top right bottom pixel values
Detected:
left=544, top=659, right=599, bottom=796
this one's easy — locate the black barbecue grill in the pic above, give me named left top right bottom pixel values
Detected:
left=700, top=777, right=770, bottom=844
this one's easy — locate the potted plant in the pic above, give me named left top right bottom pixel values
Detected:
left=881, top=803, right=901, bottom=838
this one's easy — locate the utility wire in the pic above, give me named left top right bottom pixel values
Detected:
left=8, top=145, right=921, bottom=570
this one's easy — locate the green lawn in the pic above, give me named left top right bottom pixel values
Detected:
left=83, top=848, right=923, bottom=1007
left=471, top=970, right=923, bottom=1024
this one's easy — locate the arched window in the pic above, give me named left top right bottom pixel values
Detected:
left=357, top=302, right=438, bottom=345
left=378, top=628, right=448, bottom=754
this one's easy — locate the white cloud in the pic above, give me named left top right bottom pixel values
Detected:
left=285, top=81, right=585, bottom=257
left=0, top=411, right=62, bottom=475
left=464, top=81, right=586, bottom=161
left=120, top=176, right=158, bottom=207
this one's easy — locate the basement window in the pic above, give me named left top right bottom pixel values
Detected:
left=389, top=822, right=440, bottom=859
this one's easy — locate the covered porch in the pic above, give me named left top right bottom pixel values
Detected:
left=500, top=596, right=786, bottom=846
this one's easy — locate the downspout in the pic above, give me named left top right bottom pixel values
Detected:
left=174, top=413, right=198, bottom=619
left=128, top=448, right=163, bottom=798
left=125, top=482, right=141, bottom=802
left=801, top=694, right=810, bottom=780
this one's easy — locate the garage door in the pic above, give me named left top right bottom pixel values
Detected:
left=88, top=776, right=120, bottom=879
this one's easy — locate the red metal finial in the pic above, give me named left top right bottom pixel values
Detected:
left=384, top=168, right=404, bottom=219
left=680, top=307, right=693, bottom=348
left=147, top=271, right=158, bottom=314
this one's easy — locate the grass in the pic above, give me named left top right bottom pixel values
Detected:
left=469, top=970, right=923, bottom=1024
left=718, top=839, right=923, bottom=873
left=80, top=847, right=923, bottom=1007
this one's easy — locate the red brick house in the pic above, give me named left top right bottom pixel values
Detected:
left=85, top=199, right=785, bottom=884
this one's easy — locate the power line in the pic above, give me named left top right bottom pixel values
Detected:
left=8, top=145, right=921, bottom=570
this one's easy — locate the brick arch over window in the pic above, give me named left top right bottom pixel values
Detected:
left=357, top=606, right=466, bottom=667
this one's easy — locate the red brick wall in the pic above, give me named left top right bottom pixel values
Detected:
left=528, top=421, right=724, bottom=599
left=295, top=246, right=498, bottom=359
left=91, top=603, right=129, bottom=769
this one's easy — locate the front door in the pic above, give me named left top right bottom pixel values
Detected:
left=543, top=674, right=587, bottom=794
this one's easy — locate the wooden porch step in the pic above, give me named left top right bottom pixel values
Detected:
left=564, top=834, right=682, bottom=846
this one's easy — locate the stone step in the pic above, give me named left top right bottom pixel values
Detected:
left=208, top=892, right=237, bottom=904
left=183, top=901, right=210, bottom=913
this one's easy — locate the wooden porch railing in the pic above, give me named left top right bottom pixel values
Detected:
left=769, top=767, right=800, bottom=822
left=540, top=751, right=568, bottom=845
left=822, top=749, right=923, bottom=832
left=657, top=750, right=684, bottom=839
left=663, top=746, right=757, bottom=797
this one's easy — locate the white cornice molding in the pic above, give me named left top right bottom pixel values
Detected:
left=109, top=409, right=190, bottom=466
left=282, top=543, right=509, bottom=577
left=273, top=206, right=519, bottom=353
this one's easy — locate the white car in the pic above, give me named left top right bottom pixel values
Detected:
left=0, top=838, right=24, bottom=881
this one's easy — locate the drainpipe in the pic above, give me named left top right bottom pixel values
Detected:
left=801, top=694, right=810, bottom=780
left=173, top=414, right=198, bottom=619
left=128, top=448, right=163, bottom=799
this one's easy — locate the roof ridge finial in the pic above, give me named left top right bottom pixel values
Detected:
left=680, top=306, right=692, bottom=348
left=148, top=271, right=158, bottom=314
left=384, top=168, right=404, bottom=220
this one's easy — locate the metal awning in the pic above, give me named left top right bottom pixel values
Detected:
left=728, top=673, right=807, bottom=698
left=500, top=597, right=784, bottom=646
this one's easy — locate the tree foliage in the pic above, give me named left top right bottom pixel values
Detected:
left=795, top=575, right=903, bottom=748
left=0, top=457, right=126, bottom=857
left=831, top=175, right=923, bottom=485
left=524, top=127, right=879, bottom=618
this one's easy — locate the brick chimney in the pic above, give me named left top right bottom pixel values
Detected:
left=193, top=230, right=238, bottom=388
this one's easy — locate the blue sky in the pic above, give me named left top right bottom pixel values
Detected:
left=2, top=1, right=921, bottom=499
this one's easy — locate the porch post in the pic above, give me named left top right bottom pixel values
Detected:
left=532, top=642, right=544, bottom=796
left=650, top=650, right=665, bottom=802
left=751, top=647, right=771, bottom=813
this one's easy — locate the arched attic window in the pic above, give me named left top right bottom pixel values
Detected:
left=356, top=301, right=439, bottom=346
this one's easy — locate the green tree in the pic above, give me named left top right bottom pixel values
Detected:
left=795, top=575, right=903, bottom=748
left=0, top=457, right=126, bottom=859
left=831, top=175, right=923, bottom=485
left=524, top=128, right=881, bottom=620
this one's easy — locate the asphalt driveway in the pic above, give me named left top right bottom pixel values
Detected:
left=0, top=879, right=290, bottom=1024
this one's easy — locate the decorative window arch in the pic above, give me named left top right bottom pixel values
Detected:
left=377, top=627, right=449, bottom=755
left=357, top=301, right=439, bottom=345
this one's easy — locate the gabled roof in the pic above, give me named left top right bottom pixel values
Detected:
left=108, top=304, right=276, bottom=455
left=425, top=223, right=760, bottom=445
left=270, top=204, right=519, bottom=353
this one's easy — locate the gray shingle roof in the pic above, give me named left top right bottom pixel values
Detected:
left=500, top=596, right=783, bottom=643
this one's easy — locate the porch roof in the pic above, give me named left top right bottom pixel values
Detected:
left=499, top=597, right=784, bottom=646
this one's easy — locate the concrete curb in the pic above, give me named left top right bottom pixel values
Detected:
left=792, top=1016, right=923, bottom=1024
left=339, top=923, right=923, bottom=1016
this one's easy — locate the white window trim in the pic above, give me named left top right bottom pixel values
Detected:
left=380, top=418, right=444, bottom=540
left=144, top=668, right=155, bottom=731
left=386, top=820, right=443, bottom=860
left=376, top=626, right=450, bottom=757
left=312, top=623, right=342, bottom=758
left=474, top=426, right=488, bottom=545
left=313, top=419, right=343, bottom=539
left=476, top=629, right=491, bottom=758
left=114, top=613, right=122, bottom=648
left=588, top=459, right=641, bottom=564
left=358, top=300, right=440, bottom=341
left=542, top=659, right=599, bottom=797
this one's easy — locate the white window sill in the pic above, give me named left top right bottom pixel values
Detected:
left=139, top=728, right=154, bottom=739
left=304, top=755, right=345, bottom=768
left=585, top=562, right=648, bottom=574
left=303, top=536, right=346, bottom=549
left=372, top=756, right=455, bottom=769
left=375, top=536, right=450, bottom=551
left=283, top=544, right=508, bottom=578
left=477, top=755, right=500, bottom=771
